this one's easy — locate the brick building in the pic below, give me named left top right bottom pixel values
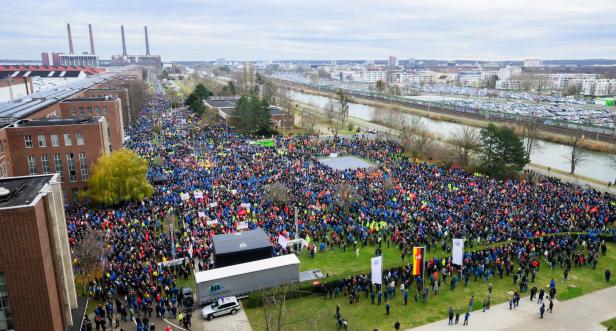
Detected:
left=84, top=87, right=130, bottom=127
left=0, top=174, right=79, bottom=331
left=58, top=97, right=124, bottom=151
left=205, top=97, right=294, bottom=129
left=0, top=117, right=110, bottom=201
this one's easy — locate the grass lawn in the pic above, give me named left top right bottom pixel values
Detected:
left=602, top=317, right=616, bottom=330
left=176, top=273, right=196, bottom=291
left=245, top=243, right=616, bottom=331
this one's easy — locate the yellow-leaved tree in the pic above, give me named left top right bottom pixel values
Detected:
left=83, top=149, right=154, bottom=205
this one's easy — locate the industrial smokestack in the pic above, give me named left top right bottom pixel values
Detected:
left=88, top=24, right=95, bottom=54
left=67, top=23, right=74, bottom=54
left=121, top=25, right=127, bottom=56
left=144, top=26, right=150, bottom=57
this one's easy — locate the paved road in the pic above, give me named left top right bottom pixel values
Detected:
left=408, top=285, right=616, bottom=331
left=202, top=302, right=252, bottom=331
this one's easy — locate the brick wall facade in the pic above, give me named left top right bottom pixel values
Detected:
left=85, top=88, right=130, bottom=126
left=0, top=201, right=66, bottom=331
left=2, top=120, right=108, bottom=201
left=58, top=98, right=124, bottom=151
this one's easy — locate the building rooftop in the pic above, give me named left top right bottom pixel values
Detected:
left=0, top=175, right=54, bottom=209
left=10, top=117, right=101, bottom=128
left=212, top=228, right=271, bottom=255
left=206, top=99, right=238, bottom=109
left=61, top=96, right=117, bottom=102
left=0, top=73, right=113, bottom=120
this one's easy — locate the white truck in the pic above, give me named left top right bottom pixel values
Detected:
left=195, top=254, right=300, bottom=305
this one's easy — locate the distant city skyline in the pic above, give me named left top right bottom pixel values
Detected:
left=2, top=0, right=616, bottom=61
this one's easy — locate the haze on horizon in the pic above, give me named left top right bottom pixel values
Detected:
left=1, top=0, right=616, bottom=62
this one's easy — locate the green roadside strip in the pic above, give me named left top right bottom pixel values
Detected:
left=602, top=317, right=616, bottom=330
left=244, top=237, right=616, bottom=331
left=247, top=231, right=613, bottom=306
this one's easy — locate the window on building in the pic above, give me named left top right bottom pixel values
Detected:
left=24, top=135, right=32, bottom=148
left=79, top=152, right=88, bottom=181
left=63, top=189, right=68, bottom=201
left=0, top=273, right=14, bottom=331
left=76, top=132, right=84, bottom=146
left=67, top=153, right=77, bottom=182
left=27, top=155, right=36, bottom=175
left=95, top=107, right=100, bottom=115
left=71, top=108, right=76, bottom=115
left=41, top=155, right=50, bottom=174
left=54, top=154, right=64, bottom=181
left=103, top=106, right=108, bottom=114
left=64, top=133, right=72, bottom=146
left=0, top=143, right=4, bottom=157
left=51, top=134, right=59, bottom=147
left=87, top=106, right=92, bottom=114
left=38, top=134, right=46, bottom=148
left=79, top=107, right=84, bottom=115
left=71, top=188, right=79, bottom=201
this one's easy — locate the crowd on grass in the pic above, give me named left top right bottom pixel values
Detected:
left=69, top=93, right=616, bottom=330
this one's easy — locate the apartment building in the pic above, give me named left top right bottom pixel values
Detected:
left=0, top=173, right=78, bottom=331
left=0, top=117, right=110, bottom=201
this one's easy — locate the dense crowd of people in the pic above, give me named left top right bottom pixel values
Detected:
left=70, top=93, right=615, bottom=330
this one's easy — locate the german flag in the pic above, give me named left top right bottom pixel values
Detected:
left=412, top=247, right=425, bottom=277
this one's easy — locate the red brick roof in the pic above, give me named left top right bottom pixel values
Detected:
left=0, top=65, right=104, bottom=75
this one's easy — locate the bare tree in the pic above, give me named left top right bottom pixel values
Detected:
left=414, top=124, right=433, bottom=155
left=301, top=108, right=318, bottom=134
left=397, top=115, right=421, bottom=151
left=334, top=183, right=360, bottom=212
left=332, top=89, right=350, bottom=138
left=72, top=227, right=106, bottom=294
left=263, top=183, right=290, bottom=205
left=451, top=126, right=480, bottom=168
left=565, top=135, right=588, bottom=174
left=522, top=114, right=541, bottom=157
left=324, top=99, right=336, bottom=126
left=373, top=107, right=403, bottom=137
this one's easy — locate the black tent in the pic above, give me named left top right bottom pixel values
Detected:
left=152, top=175, right=168, bottom=185
left=212, top=229, right=272, bottom=267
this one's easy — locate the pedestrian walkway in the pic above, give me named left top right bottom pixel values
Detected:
left=526, top=164, right=616, bottom=195
left=408, top=285, right=616, bottom=331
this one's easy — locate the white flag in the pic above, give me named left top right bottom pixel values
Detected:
left=371, top=256, right=382, bottom=285
left=194, top=191, right=204, bottom=199
left=241, top=202, right=251, bottom=209
left=452, top=238, right=464, bottom=266
left=237, top=221, right=248, bottom=230
left=197, top=211, right=206, bottom=219
left=278, top=235, right=288, bottom=248
left=180, top=192, right=190, bottom=201
left=206, top=219, right=219, bottom=226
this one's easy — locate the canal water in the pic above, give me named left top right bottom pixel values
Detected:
left=289, top=90, right=616, bottom=183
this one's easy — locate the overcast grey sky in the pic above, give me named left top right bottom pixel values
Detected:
left=1, top=0, right=616, bottom=61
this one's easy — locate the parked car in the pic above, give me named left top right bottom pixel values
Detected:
left=367, top=127, right=378, bottom=134
left=201, top=296, right=240, bottom=321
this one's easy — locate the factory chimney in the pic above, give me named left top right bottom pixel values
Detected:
left=144, top=26, right=150, bottom=57
left=66, top=23, right=74, bottom=54
left=121, top=25, right=127, bottom=56
left=88, top=24, right=95, bottom=54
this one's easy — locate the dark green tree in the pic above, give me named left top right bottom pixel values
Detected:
left=255, top=72, right=265, bottom=84
left=233, top=92, right=274, bottom=135
left=479, top=124, right=529, bottom=178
